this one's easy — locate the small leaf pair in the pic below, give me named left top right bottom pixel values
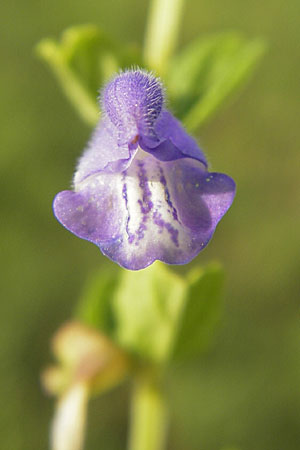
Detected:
left=37, top=25, right=265, bottom=129
left=36, top=25, right=141, bottom=125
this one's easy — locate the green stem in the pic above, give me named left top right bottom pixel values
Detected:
left=128, top=375, right=168, bottom=450
left=144, top=0, right=185, bottom=76
left=36, top=40, right=99, bottom=126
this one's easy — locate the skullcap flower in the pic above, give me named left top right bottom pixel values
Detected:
left=53, top=69, right=235, bottom=270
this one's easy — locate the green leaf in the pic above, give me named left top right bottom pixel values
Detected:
left=166, top=32, right=267, bottom=130
left=112, top=262, right=186, bottom=363
left=74, top=262, right=224, bottom=365
left=171, top=263, right=224, bottom=360
left=74, top=268, right=120, bottom=334
left=36, top=24, right=142, bottom=126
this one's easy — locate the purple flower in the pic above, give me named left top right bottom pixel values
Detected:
left=53, top=69, right=235, bottom=270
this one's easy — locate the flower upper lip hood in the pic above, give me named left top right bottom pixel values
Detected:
left=53, top=69, right=235, bottom=270
left=102, top=69, right=164, bottom=147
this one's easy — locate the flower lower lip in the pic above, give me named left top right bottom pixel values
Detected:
left=53, top=152, right=235, bottom=270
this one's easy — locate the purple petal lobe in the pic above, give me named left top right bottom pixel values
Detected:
left=139, top=111, right=207, bottom=166
left=74, top=118, right=136, bottom=185
left=53, top=182, right=125, bottom=244
left=53, top=153, right=235, bottom=270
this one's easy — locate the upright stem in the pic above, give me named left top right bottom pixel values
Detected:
left=144, top=0, right=185, bottom=76
left=128, top=375, right=168, bottom=450
left=51, top=383, right=89, bottom=450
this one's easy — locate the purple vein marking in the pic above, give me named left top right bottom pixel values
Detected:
left=134, top=161, right=154, bottom=244
left=137, top=161, right=153, bottom=214
left=158, top=165, right=179, bottom=222
left=153, top=210, right=179, bottom=247
left=122, top=172, right=135, bottom=244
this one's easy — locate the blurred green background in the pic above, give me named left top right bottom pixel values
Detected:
left=1, top=0, right=299, bottom=449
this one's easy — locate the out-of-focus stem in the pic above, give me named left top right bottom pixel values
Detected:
left=51, top=383, right=89, bottom=450
left=144, top=0, right=185, bottom=76
left=128, top=375, right=168, bottom=450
